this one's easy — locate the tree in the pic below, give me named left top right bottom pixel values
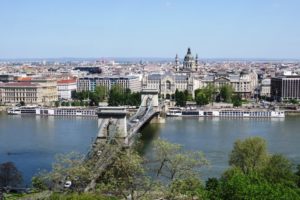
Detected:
left=54, top=101, right=60, bottom=107
left=168, top=177, right=208, bottom=199
left=108, top=85, right=124, bottom=106
left=220, top=168, right=300, bottom=200
left=195, top=85, right=217, bottom=106
left=100, top=149, right=152, bottom=200
left=195, top=90, right=210, bottom=106
left=296, top=165, right=300, bottom=188
left=232, top=94, right=242, bottom=107
left=32, top=152, right=92, bottom=192
left=175, top=89, right=186, bottom=107
left=219, top=85, right=234, bottom=103
left=153, top=138, right=208, bottom=181
left=205, top=178, right=222, bottom=200
left=229, top=137, right=269, bottom=174
left=0, top=162, right=22, bottom=187
left=19, top=101, right=25, bottom=106
left=262, top=154, right=297, bottom=186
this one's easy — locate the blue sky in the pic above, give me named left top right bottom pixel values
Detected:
left=0, top=0, right=300, bottom=59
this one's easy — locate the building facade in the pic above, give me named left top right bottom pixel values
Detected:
left=271, top=76, right=300, bottom=101
left=0, top=82, right=44, bottom=105
left=175, top=48, right=199, bottom=72
left=77, top=75, right=141, bottom=93
left=57, top=79, right=77, bottom=100
left=202, top=70, right=258, bottom=99
left=142, top=72, right=201, bottom=99
left=259, top=78, right=271, bottom=97
left=0, top=79, right=58, bottom=105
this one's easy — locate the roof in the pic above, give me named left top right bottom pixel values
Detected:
left=57, top=79, right=77, bottom=84
left=1, top=82, right=40, bottom=87
left=17, top=77, right=32, bottom=81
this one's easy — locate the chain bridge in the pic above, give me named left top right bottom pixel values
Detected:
left=94, top=89, right=161, bottom=147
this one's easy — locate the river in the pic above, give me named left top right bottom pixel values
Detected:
left=0, top=113, right=300, bottom=185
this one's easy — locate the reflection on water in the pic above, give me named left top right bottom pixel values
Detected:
left=140, top=116, right=300, bottom=180
left=0, top=113, right=98, bottom=185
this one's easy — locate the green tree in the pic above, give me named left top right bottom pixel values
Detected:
left=195, top=85, right=217, bottom=106
left=232, top=94, right=242, bottom=107
left=229, top=137, right=269, bottom=174
left=262, top=154, right=297, bottom=187
left=101, top=149, right=152, bottom=200
left=108, top=85, right=124, bottom=106
left=168, top=177, right=208, bottom=200
left=205, top=178, right=222, bottom=200
left=32, top=152, right=92, bottom=192
left=153, top=138, right=208, bottom=181
left=175, top=89, right=186, bottom=107
left=219, top=85, right=234, bottom=103
left=195, top=90, right=210, bottom=106
left=54, top=101, right=60, bottom=107
left=220, top=169, right=300, bottom=200
left=296, top=165, right=300, bottom=187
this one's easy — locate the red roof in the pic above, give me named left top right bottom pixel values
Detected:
left=57, top=79, right=76, bottom=84
left=17, top=77, right=32, bottom=81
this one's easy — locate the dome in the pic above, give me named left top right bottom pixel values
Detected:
left=184, top=48, right=194, bottom=61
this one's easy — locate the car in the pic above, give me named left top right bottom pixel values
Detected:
left=64, top=180, right=72, bottom=188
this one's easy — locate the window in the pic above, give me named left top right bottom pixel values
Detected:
left=166, top=80, right=171, bottom=90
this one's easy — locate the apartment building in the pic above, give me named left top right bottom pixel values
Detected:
left=77, top=75, right=141, bottom=93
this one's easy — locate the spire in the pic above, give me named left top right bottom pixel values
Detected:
left=187, top=47, right=191, bottom=55
left=175, top=54, right=179, bottom=71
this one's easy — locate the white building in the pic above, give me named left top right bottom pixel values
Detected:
left=77, top=75, right=141, bottom=93
left=57, top=79, right=77, bottom=100
left=260, top=78, right=271, bottom=97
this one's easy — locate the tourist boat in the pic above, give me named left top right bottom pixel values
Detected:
left=166, top=108, right=285, bottom=118
left=7, top=106, right=97, bottom=117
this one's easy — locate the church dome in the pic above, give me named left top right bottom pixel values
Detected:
left=184, top=48, right=194, bottom=61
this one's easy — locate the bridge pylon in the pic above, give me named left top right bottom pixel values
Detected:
left=96, top=107, right=128, bottom=145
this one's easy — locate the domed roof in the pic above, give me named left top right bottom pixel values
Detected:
left=184, top=48, right=194, bottom=61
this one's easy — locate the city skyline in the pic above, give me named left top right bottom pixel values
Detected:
left=1, top=0, right=300, bottom=59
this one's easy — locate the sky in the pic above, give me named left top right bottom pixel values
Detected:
left=0, top=0, right=300, bottom=59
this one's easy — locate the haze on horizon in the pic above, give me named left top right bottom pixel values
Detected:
left=1, top=0, right=300, bottom=59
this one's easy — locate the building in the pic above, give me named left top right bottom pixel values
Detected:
left=57, top=79, right=77, bottom=100
left=202, top=70, right=258, bottom=99
left=142, top=72, right=201, bottom=99
left=259, top=78, right=271, bottom=97
left=0, top=79, right=58, bottom=105
left=0, top=82, right=44, bottom=105
left=77, top=75, right=141, bottom=93
left=0, top=75, right=15, bottom=83
left=175, top=48, right=199, bottom=72
left=271, top=76, right=300, bottom=101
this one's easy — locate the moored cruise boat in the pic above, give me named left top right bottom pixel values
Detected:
left=166, top=108, right=285, bottom=118
left=7, top=106, right=97, bottom=117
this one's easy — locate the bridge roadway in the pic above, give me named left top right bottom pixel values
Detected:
left=126, top=108, right=160, bottom=145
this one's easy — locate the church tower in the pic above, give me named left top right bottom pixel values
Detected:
left=183, top=47, right=195, bottom=71
left=175, top=54, right=179, bottom=71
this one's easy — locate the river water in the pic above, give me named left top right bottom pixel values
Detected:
left=0, top=113, right=300, bottom=185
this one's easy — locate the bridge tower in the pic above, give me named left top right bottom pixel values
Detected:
left=140, top=89, right=159, bottom=108
left=96, top=107, right=128, bottom=145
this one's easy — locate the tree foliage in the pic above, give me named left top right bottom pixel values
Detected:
left=219, top=85, right=234, bottom=103
left=153, top=138, right=208, bottom=181
left=195, top=85, right=217, bottom=106
left=108, top=85, right=141, bottom=106
left=0, top=162, right=22, bottom=188
left=229, top=137, right=268, bottom=174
